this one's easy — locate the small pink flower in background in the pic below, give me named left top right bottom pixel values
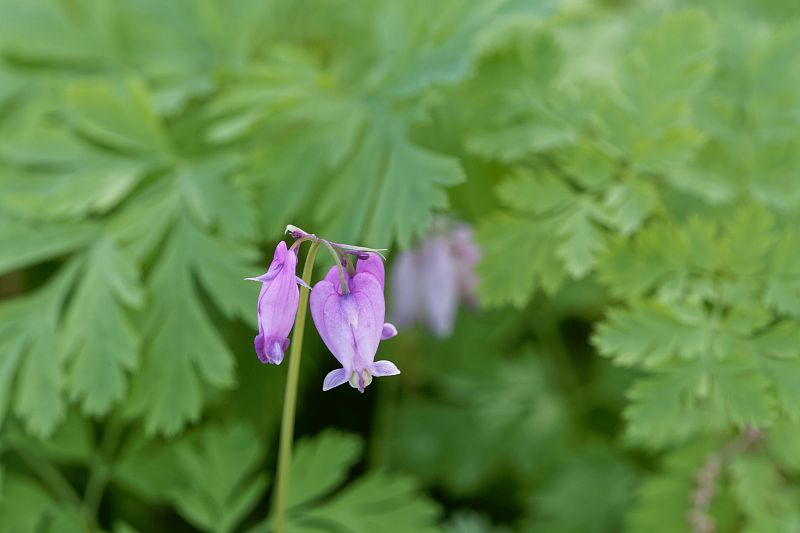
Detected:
left=450, top=224, right=481, bottom=308
left=247, top=241, right=300, bottom=365
left=391, top=219, right=480, bottom=338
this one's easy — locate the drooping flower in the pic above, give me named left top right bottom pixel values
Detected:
left=322, top=253, right=397, bottom=340
left=449, top=223, right=481, bottom=308
left=391, top=219, right=480, bottom=338
left=420, top=234, right=459, bottom=336
left=390, top=250, right=421, bottom=329
left=247, top=241, right=299, bottom=365
left=310, top=253, right=400, bottom=392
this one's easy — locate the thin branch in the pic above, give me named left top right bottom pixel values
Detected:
left=687, top=427, right=763, bottom=533
left=15, top=446, right=82, bottom=506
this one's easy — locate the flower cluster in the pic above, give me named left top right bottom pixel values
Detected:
left=248, top=226, right=399, bottom=393
left=390, top=219, right=480, bottom=337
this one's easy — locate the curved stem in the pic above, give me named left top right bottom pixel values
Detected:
left=16, top=446, right=82, bottom=506
left=15, top=445, right=97, bottom=530
left=273, top=241, right=319, bottom=533
left=84, top=415, right=125, bottom=519
left=320, top=239, right=349, bottom=295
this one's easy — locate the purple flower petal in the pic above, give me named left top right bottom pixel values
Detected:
left=251, top=241, right=299, bottom=364
left=421, top=236, right=458, bottom=337
left=372, top=360, right=400, bottom=377
left=381, top=323, right=398, bottom=340
left=450, top=224, right=481, bottom=307
left=311, top=274, right=383, bottom=365
left=322, top=262, right=353, bottom=294
left=323, top=368, right=349, bottom=391
left=355, top=252, right=385, bottom=289
left=390, top=250, right=421, bottom=328
left=311, top=272, right=389, bottom=392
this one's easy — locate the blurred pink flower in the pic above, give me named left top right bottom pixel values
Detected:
left=391, top=220, right=480, bottom=337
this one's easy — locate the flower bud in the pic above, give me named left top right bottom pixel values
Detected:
left=248, top=241, right=299, bottom=364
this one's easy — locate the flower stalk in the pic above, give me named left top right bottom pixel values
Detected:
left=253, top=226, right=398, bottom=530
left=273, top=241, right=319, bottom=533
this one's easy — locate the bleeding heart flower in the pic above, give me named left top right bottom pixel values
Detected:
left=247, top=241, right=299, bottom=365
left=310, top=253, right=400, bottom=392
left=390, top=219, right=480, bottom=337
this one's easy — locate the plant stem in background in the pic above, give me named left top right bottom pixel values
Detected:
left=273, top=241, right=319, bottom=533
left=15, top=444, right=98, bottom=530
left=15, top=446, right=82, bottom=506
left=84, top=415, right=126, bottom=519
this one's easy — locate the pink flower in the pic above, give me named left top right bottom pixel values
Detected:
left=391, top=221, right=480, bottom=337
left=247, top=241, right=299, bottom=364
left=310, top=254, right=400, bottom=393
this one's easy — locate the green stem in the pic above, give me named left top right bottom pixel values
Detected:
left=16, top=445, right=97, bottom=531
left=84, top=416, right=125, bottom=519
left=273, top=241, right=319, bottom=533
left=530, top=302, right=586, bottom=420
left=320, top=239, right=349, bottom=295
left=16, top=446, right=82, bottom=506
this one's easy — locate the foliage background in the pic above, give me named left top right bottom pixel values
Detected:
left=1, top=0, right=799, bottom=531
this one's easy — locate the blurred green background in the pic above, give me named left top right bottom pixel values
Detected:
left=2, top=0, right=800, bottom=531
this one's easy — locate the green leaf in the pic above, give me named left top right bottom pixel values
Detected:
left=289, top=430, right=363, bottom=508
left=603, top=180, right=659, bottom=236
left=61, top=239, right=143, bottom=416
left=462, top=28, right=578, bottom=162
left=114, top=430, right=183, bottom=502
left=729, top=455, right=800, bottom=532
left=61, top=78, right=171, bottom=157
left=0, top=264, right=77, bottom=437
left=476, top=214, right=563, bottom=308
left=758, top=357, right=800, bottom=420
left=593, top=302, right=712, bottom=368
left=367, top=0, right=541, bottom=100
left=0, top=473, right=57, bottom=532
left=598, top=224, right=684, bottom=299
left=764, top=232, right=800, bottom=318
left=366, top=134, right=464, bottom=248
left=125, top=219, right=236, bottom=436
left=244, top=431, right=440, bottom=533
left=624, top=361, right=712, bottom=448
left=716, top=204, right=776, bottom=277
left=115, top=422, right=267, bottom=532
left=766, top=419, right=800, bottom=473
left=376, top=400, right=502, bottom=494
left=627, top=440, right=721, bottom=533
left=166, top=422, right=267, bottom=533
left=530, top=447, right=636, bottom=533
left=208, top=0, right=557, bottom=249
left=107, top=179, right=180, bottom=263
left=0, top=113, right=152, bottom=220
left=177, top=156, right=257, bottom=242
left=317, top=128, right=464, bottom=248
left=0, top=215, right=95, bottom=277
left=748, top=322, right=800, bottom=418
left=596, top=10, right=716, bottom=172
left=491, top=170, right=609, bottom=280
left=6, top=409, right=94, bottom=465
left=746, top=25, right=800, bottom=140
left=377, top=342, right=570, bottom=493
left=494, top=170, right=574, bottom=216
left=184, top=221, right=260, bottom=328
left=293, top=472, right=440, bottom=533
left=710, top=360, right=775, bottom=427
left=555, top=200, right=607, bottom=278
